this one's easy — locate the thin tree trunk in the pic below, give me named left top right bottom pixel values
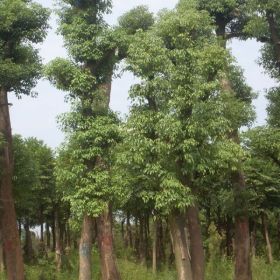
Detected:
left=40, top=223, right=44, bottom=243
left=144, top=215, right=149, bottom=264
left=55, top=209, right=62, bottom=271
left=125, top=212, right=133, bottom=248
left=18, top=219, right=22, bottom=241
left=97, top=204, right=120, bottom=280
left=0, top=88, right=24, bottom=280
left=157, top=218, right=165, bottom=268
left=225, top=217, right=233, bottom=257
left=66, top=222, right=71, bottom=249
left=79, top=215, right=93, bottom=280
left=46, top=222, right=51, bottom=250
left=134, top=218, right=140, bottom=257
left=0, top=228, right=4, bottom=273
left=251, top=220, right=256, bottom=258
left=24, top=221, right=34, bottom=263
left=139, top=215, right=146, bottom=265
left=152, top=218, right=157, bottom=274
left=187, top=205, right=204, bottom=280
left=169, top=211, right=193, bottom=280
left=262, top=213, right=273, bottom=264
left=121, top=218, right=125, bottom=245
left=51, top=224, right=56, bottom=253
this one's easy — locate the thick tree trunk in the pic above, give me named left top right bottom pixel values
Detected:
left=187, top=205, right=204, bottom=280
left=169, top=211, right=193, bottom=280
left=232, top=167, right=252, bottom=280
left=97, top=204, right=120, bottom=280
left=79, top=215, right=93, bottom=280
left=55, top=209, right=62, bottom=271
left=262, top=213, right=273, bottom=264
left=0, top=88, right=24, bottom=280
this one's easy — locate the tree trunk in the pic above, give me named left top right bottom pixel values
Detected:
left=266, top=10, right=280, bottom=74
left=0, top=88, right=24, bottom=280
left=134, top=218, right=140, bottom=257
left=251, top=220, right=256, bottom=258
left=24, top=221, right=34, bottom=263
left=0, top=228, right=4, bottom=273
left=233, top=167, right=252, bottom=280
left=152, top=218, right=157, bottom=274
left=262, top=213, right=273, bottom=264
left=186, top=205, right=204, bottom=280
left=139, top=215, right=146, bottom=265
left=125, top=212, right=133, bottom=248
left=51, top=223, right=56, bottom=253
left=144, top=214, right=149, bottom=264
left=40, top=223, right=44, bottom=243
left=46, top=222, right=51, bottom=250
left=18, top=219, right=22, bottom=241
left=79, top=215, right=93, bottom=280
left=169, top=211, right=193, bottom=280
left=97, top=204, right=120, bottom=280
left=55, top=209, right=62, bottom=271
left=157, top=219, right=165, bottom=267
left=215, top=21, right=252, bottom=280
left=225, top=217, right=233, bottom=257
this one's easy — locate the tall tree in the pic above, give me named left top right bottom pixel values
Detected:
left=46, top=2, right=154, bottom=279
left=123, top=3, right=244, bottom=279
left=0, top=1, right=49, bottom=278
left=193, top=1, right=256, bottom=279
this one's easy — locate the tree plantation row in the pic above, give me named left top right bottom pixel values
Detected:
left=0, top=0, right=280, bottom=280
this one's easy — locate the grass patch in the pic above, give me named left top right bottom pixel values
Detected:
left=1, top=252, right=280, bottom=279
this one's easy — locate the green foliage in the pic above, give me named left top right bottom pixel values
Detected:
left=118, top=6, right=154, bottom=35
left=243, top=127, right=280, bottom=214
left=55, top=112, right=122, bottom=218
left=196, top=0, right=249, bottom=39
left=267, top=87, right=280, bottom=127
left=13, top=135, right=55, bottom=224
left=0, top=0, right=49, bottom=95
left=117, top=3, right=251, bottom=217
left=244, top=0, right=280, bottom=78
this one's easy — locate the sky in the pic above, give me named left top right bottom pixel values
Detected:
left=9, top=0, right=276, bottom=149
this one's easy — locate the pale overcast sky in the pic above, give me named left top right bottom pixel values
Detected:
left=9, top=0, right=276, bottom=149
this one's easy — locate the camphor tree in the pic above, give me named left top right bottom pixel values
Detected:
left=45, top=1, right=154, bottom=279
left=191, top=1, right=257, bottom=279
left=122, top=2, right=251, bottom=279
left=0, top=0, right=49, bottom=278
